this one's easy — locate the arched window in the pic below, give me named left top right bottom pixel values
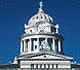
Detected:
left=36, top=16, right=38, bottom=19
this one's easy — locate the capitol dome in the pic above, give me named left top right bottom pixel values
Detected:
left=28, top=7, right=53, bottom=25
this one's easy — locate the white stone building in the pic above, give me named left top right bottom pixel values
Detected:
left=0, top=1, right=80, bottom=70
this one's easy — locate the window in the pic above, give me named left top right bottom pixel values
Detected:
left=41, top=16, right=43, bottom=19
left=36, top=16, right=38, bottom=19
left=36, top=64, right=38, bottom=68
left=44, top=64, right=46, bottom=69
left=54, top=28, right=56, bottom=32
left=31, top=64, right=34, bottom=68
left=44, top=55, right=46, bottom=58
left=30, top=30, right=32, bottom=32
left=35, top=45, right=37, bottom=49
left=51, top=27, right=54, bottom=32
left=40, top=30, right=44, bottom=32
left=45, top=16, right=46, bottom=19
left=55, top=39, right=58, bottom=51
left=56, top=64, right=58, bottom=68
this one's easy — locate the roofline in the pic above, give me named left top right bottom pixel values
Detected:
left=19, top=33, right=64, bottom=40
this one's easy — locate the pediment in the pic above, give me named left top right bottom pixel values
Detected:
left=30, top=54, right=64, bottom=59
left=18, top=52, right=73, bottom=60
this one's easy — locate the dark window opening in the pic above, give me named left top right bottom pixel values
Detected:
left=41, top=16, right=43, bottom=19
left=36, top=16, right=38, bottom=19
left=31, top=39, right=33, bottom=51
left=51, top=27, right=54, bottom=32
left=40, top=30, right=44, bottom=32
left=36, top=64, right=38, bottom=68
left=54, top=28, right=56, bottom=32
left=30, top=30, right=32, bottom=32
left=45, top=16, right=46, bottom=19
left=35, top=45, right=37, bottom=49
left=55, top=39, right=58, bottom=51
left=56, top=64, right=58, bottom=68
left=44, top=55, right=46, bottom=58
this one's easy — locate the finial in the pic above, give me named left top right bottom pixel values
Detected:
left=39, top=1, right=43, bottom=8
left=38, top=1, right=44, bottom=13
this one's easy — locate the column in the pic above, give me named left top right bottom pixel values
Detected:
left=33, top=41, right=35, bottom=51
left=20, top=40, right=23, bottom=53
left=37, top=38, right=39, bottom=51
left=24, top=40, right=26, bottom=52
left=45, top=38, right=47, bottom=42
left=28, top=41, right=30, bottom=52
left=46, top=64, right=48, bottom=68
left=28, top=39, right=31, bottom=53
left=50, top=64, right=52, bottom=68
left=38, top=64, right=40, bottom=68
left=55, top=24, right=59, bottom=33
left=52, top=39, right=55, bottom=51
left=58, top=40, right=61, bottom=52
left=29, top=38, right=32, bottom=52
left=34, top=64, right=36, bottom=68
left=42, top=64, right=44, bottom=68
left=56, top=28, right=58, bottom=33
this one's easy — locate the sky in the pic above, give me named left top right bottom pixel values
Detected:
left=0, top=0, right=80, bottom=64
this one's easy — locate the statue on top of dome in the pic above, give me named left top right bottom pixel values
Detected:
left=39, top=1, right=43, bottom=8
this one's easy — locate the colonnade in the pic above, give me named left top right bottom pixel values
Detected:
left=20, top=38, right=39, bottom=53
left=20, top=38, right=62, bottom=54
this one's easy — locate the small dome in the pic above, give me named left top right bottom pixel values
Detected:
left=28, top=8, right=53, bottom=25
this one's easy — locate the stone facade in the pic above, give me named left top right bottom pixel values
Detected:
left=0, top=1, right=80, bottom=70
left=18, top=1, right=73, bottom=69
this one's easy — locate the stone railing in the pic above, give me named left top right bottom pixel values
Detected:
left=0, top=68, right=73, bottom=70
